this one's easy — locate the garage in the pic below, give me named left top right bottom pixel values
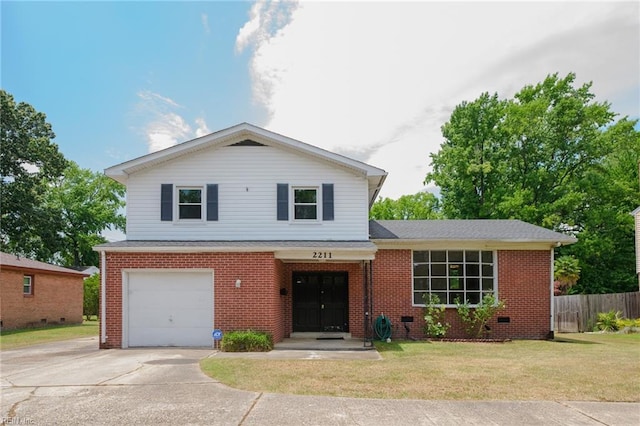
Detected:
left=124, top=270, right=214, bottom=347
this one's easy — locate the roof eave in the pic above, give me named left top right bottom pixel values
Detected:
left=104, top=123, right=388, bottom=184
left=372, top=238, right=577, bottom=249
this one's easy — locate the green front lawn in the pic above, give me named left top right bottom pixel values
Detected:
left=200, top=333, right=640, bottom=401
left=0, top=320, right=99, bottom=350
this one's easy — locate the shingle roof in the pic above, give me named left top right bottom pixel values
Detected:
left=369, top=220, right=577, bottom=244
left=0, top=252, right=90, bottom=276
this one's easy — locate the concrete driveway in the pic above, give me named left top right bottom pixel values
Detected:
left=1, top=337, right=638, bottom=425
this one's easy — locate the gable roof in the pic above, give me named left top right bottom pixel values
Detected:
left=105, top=122, right=388, bottom=206
left=0, top=252, right=90, bottom=277
left=369, top=220, right=577, bottom=246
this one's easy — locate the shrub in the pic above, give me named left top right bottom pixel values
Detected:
left=595, top=310, right=622, bottom=332
left=422, top=294, right=450, bottom=338
left=616, top=318, right=640, bottom=333
left=83, top=274, right=100, bottom=320
left=455, top=294, right=506, bottom=338
left=221, top=330, right=273, bottom=352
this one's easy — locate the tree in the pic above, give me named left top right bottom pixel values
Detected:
left=1, top=90, right=68, bottom=259
left=83, top=273, right=100, bottom=320
left=428, top=92, right=508, bottom=219
left=370, top=191, right=441, bottom=220
left=45, top=162, right=126, bottom=267
left=426, top=73, right=639, bottom=293
left=558, top=118, right=640, bottom=293
left=428, top=73, right=615, bottom=229
left=498, top=73, right=614, bottom=228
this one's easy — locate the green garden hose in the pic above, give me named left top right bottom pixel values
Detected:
left=374, top=314, right=392, bottom=341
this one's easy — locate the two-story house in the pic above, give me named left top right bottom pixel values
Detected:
left=95, top=123, right=576, bottom=348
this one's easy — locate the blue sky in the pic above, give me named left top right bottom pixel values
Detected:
left=3, top=1, right=639, bottom=201
left=3, top=1, right=261, bottom=171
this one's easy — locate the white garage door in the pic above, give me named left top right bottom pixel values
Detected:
left=126, top=271, right=213, bottom=347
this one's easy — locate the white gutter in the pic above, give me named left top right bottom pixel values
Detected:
left=100, top=250, right=106, bottom=345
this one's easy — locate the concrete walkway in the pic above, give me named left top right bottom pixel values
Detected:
left=1, top=337, right=638, bottom=425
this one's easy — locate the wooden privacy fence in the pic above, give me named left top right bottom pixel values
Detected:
left=554, top=291, right=640, bottom=333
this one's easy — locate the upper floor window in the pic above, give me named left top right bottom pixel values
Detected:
left=23, top=275, right=33, bottom=295
left=277, top=183, right=333, bottom=222
left=161, top=184, right=217, bottom=222
left=413, top=250, right=496, bottom=306
left=293, top=188, right=318, bottom=220
left=178, top=188, right=202, bottom=219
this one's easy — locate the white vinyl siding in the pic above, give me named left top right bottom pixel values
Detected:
left=125, top=145, right=370, bottom=240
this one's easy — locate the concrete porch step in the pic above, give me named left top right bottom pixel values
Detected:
left=289, top=332, right=351, bottom=340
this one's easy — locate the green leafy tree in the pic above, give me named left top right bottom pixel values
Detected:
left=427, top=73, right=639, bottom=293
left=498, top=73, right=614, bottom=228
left=559, top=118, right=640, bottom=293
left=428, top=73, right=614, bottom=229
left=370, top=191, right=441, bottom=220
left=1, top=90, right=68, bottom=259
left=428, top=92, right=508, bottom=219
left=45, top=162, right=126, bottom=267
left=83, top=274, right=100, bottom=319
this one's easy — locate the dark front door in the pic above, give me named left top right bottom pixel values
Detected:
left=292, top=272, right=348, bottom=332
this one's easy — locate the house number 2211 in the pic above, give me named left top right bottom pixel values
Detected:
left=312, top=252, right=332, bottom=259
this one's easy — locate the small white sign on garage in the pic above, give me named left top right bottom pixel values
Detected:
left=123, top=270, right=214, bottom=347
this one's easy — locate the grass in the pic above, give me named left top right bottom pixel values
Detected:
left=0, top=320, right=99, bottom=350
left=200, top=333, right=640, bottom=401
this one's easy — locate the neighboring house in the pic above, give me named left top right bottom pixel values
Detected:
left=94, top=123, right=576, bottom=348
left=0, top=252, right=87, bottom=330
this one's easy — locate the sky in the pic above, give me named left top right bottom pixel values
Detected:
left=3, top=0, right=639, bottom=204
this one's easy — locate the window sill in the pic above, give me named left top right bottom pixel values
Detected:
left=172, top=221, right=208, bottom=226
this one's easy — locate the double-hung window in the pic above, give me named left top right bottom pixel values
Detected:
left=293, top=187, right=318, bottom=220
left=23, top=275, right=33, bottom=295
left=413, top=250, right=496, bottom=305
left=178, top=188, right=203, bottom=220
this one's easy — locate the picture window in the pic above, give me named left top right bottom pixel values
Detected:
left=413, top=250, right=496, bottom=305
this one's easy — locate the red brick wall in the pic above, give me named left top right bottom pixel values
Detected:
left=101, top=252, right=279, bottom=348
left=371, top=249, right=419, bottom=340
left=371, top=249, right=553, bottom=340
left=495, top=250, right=552, bottom=339
left=101, top=248, right=552, bottom=348
left=0, top=269, right=84, bottom=329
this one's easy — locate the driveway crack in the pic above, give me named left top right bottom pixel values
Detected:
left=238, top=392, right=263, bottom=426
left=5, top=386, right=37, bottom=424
left=97, top=363, right=145, bottom=385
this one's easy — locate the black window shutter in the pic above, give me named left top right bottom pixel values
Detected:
left=160, top=184, right=173, bottom=221
left=322, top=183, right=334, bottom=221
left=206, top=184, right=218, bottom=221
left=277, top=183, right=288, bottom=221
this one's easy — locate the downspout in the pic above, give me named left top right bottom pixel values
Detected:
left=101, top=250, right=107, bottom=345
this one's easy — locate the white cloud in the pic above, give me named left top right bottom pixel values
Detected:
left=201, top=13, right=210, bottom=34
left=146, top=112, right=192, bottom=152
left=194, top=117, right=210, bottom=137
left=135, top=91, right=211, bottom=152
left=238, top=1, right=639, bottom=199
